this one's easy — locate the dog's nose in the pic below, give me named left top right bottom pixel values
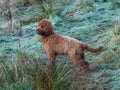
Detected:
left=36, top=26, right=41, bottom=32
left=36, top=28, right=39, bottom=32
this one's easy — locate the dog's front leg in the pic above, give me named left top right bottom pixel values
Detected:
left=47, top=53, right=56, bottom=77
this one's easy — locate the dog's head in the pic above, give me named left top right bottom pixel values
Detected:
left=36, top=19, right=54, bottom=36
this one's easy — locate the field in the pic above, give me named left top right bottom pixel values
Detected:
left=0, top=0, right=120, bottom=90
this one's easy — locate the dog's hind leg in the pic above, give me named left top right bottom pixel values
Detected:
left=69, top=49, right=89, bottom=74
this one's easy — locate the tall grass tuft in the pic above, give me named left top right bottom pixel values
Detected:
left=36, top=0, right=61, bottom=19
left=52, top=63, right=72, bottom=90
left=0, top=49, right=74, bottom=90
left=94, top=22, right=120, bottom=64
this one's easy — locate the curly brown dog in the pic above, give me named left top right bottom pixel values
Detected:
left=36, top=19, right=103, bottom=74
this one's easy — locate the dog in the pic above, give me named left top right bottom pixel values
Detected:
left=36, top=19, right=103, bottom=74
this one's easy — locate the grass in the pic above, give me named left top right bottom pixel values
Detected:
left=37, top=0, right=64, bottom=20
left=1, top=0, right=120, bottom=90
left=15, top=0, right=62, bottom=24
left=0, top=49, right=75, bottom=90
left=92, top=22, right=120, bottom=64
left=109, top=1, right=120, bottom=9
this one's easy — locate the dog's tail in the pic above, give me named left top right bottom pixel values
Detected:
left=82, top=44, right=103, bottom=53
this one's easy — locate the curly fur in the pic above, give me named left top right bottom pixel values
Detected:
left=36, top=19, right=103, bottom=74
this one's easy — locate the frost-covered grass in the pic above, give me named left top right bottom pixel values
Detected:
left=1, top=0, right=120, bottom=90
left=93, top=22, right=120, bottom=64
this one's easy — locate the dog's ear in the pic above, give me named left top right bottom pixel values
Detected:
left=43, top=29, right=53, bottom=36
left=44, top=21, right=54, bottom=36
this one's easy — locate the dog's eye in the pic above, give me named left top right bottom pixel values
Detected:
left=41, top=26, right=44, bottom=28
